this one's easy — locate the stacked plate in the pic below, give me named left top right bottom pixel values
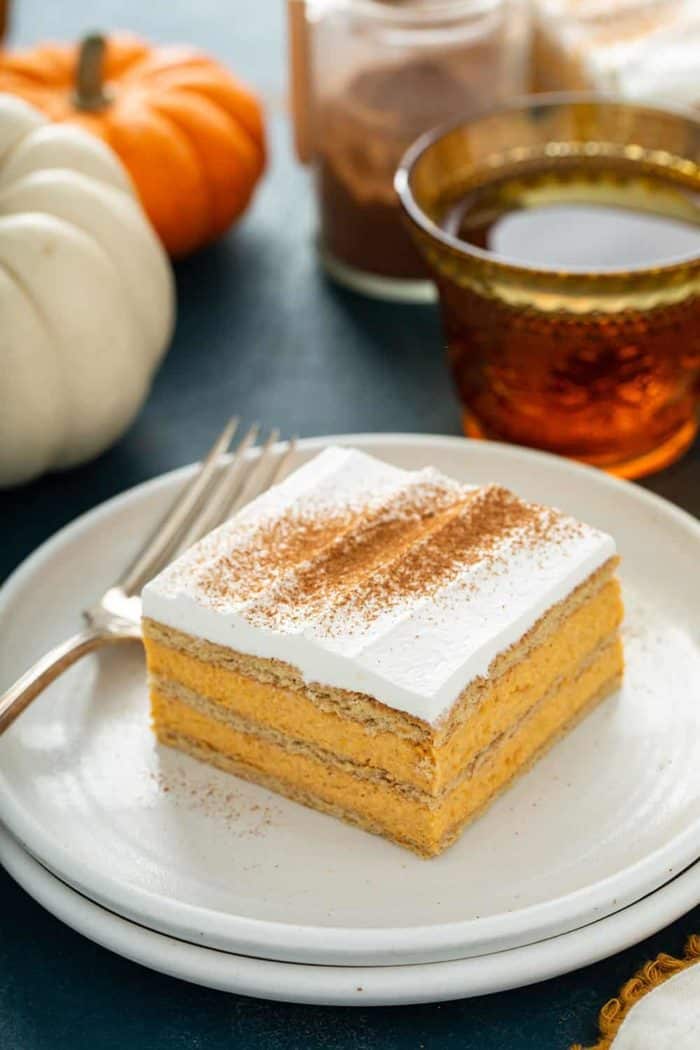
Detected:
left=1, top=436, right=699, bottom=1006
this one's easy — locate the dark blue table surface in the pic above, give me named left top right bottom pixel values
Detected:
left=2, top=2, right=699, bottom=1048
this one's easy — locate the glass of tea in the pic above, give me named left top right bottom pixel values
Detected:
left=396, top=96, right=700, bottom=478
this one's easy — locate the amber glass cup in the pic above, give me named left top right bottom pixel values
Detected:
left=396, top=96, right=700, bottom=478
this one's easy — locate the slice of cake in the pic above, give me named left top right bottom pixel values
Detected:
left=142, top=447, right=623, bottom=857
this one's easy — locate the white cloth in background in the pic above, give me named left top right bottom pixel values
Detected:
left=612, top=962, right=700, bottom=1049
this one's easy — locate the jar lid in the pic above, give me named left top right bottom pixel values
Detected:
left=345, top=0, right=504, bottom=21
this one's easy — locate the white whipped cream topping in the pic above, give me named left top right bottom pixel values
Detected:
left=142, top=447, right=616, bottom=724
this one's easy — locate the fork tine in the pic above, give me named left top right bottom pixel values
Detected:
left=265, top=435, right=297, bottom=491
left=224, top=431, right=296, bottom=524
left=118, top=417, right=239, bottom=595
left=225, top=428, right=281, bottom=519
left=173, top=422, right=261, bottom=555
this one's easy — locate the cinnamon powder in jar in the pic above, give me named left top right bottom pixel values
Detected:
left=316, top=26, right=516, bottom=281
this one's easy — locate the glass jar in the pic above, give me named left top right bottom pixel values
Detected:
left=533, top=0, right=700, bottom=108
left=396, top=97, right=700, bottom=478
left=288, top=0, right=530, bottom=301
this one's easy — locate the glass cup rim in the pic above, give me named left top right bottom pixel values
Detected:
left=394, top=91, right=700, bottom=279
left=319, top=0, right=503, bottom=26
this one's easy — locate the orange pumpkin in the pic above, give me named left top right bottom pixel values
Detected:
left=0, top=32, right=266, bottom=256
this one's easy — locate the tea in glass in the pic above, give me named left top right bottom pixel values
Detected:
left=397, top=98, right=700, bottom=478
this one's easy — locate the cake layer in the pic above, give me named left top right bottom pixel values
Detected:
left=142, top=447, right=616, bottom=724
left=145, top=570, right=623, bottom=794
left=152, top=637, right=623, bottom=856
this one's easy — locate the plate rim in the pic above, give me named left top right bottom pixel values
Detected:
left=1, top=823, right=699, bottom=1006
left=1, top=433, right=699, bottom=966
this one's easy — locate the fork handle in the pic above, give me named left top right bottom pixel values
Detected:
left=0, top=625, right=140, bottom=735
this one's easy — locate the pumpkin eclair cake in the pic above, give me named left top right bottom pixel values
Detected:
left=142, top=447, right=623, bottom=857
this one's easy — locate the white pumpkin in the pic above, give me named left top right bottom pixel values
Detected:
left=0, top=94, right=175, bottom=487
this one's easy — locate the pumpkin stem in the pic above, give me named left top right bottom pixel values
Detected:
left=74, top=33, right=112, bottom=112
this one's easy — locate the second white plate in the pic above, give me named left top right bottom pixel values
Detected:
left=2, top=824, right=699, bottom=1006
left=1, top=435, right=699, bottom=965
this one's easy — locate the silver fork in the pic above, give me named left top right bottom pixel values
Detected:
left=0, top=420, right=295, bottom=735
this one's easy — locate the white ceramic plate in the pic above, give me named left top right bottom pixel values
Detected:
left=2, top=824, right=699, bottom=1006
left=1, top=436, right=699, bottom=967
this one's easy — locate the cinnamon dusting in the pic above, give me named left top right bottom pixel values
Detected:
left=324, top=485, right=552, bottom=628
left=170, top=466, right=586, bottom=640
left=196, top=511, right=354, bottom=606
left=240, top=484, right=580, bottom=632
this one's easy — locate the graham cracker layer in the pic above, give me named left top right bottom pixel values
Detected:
left=151, top=620, right=621, bottom=802
left=144, top=566, right=622, bottom=794
left=143, top=555, right=619, bottom=744
left=152, top=637, right=623, bottom=857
